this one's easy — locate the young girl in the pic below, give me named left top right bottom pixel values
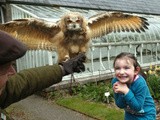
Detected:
left=112, top=52, right=156, bottom=120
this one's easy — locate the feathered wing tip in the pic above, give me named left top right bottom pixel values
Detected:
left=88, top=12, right=150, bottom=39
left=0, top=18, right=60, bottom=50
left=140, top=16, right=149, bottom=30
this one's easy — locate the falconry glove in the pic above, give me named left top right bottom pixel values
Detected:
left=59, top=53, right=86, bottom=76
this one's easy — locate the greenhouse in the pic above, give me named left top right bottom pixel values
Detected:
left=0, top=3, right=160, bottom=84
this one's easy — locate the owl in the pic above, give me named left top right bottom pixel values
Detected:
left=0, top=11, right=149, bottom=63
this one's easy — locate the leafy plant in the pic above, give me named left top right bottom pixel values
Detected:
left=71, top=82, right=114, bottom=103
left=147, top=74, right=160, bottom=100
left=146, top=65, right=160, bottom=101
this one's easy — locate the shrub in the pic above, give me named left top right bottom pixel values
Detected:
left=147, top=74, right=160, bottom=100
left=71, top=81, right=114, bottom=103
left=146, top=65, right=160, bottom=101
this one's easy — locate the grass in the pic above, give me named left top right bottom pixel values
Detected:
left=55, top=96, right=124, bottom=120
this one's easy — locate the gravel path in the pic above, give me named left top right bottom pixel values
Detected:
left=6, top=95, right=96, bottom=120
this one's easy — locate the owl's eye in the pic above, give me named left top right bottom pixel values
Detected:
left=67, top=20, right=72, bottom=24
left=76, top=20, right=81, bottom=23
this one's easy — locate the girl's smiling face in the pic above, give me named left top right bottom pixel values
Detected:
left=114, top=58, right=140, bottom=84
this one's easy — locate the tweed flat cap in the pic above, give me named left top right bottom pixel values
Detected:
left=0, top=30, right=27, bottom=65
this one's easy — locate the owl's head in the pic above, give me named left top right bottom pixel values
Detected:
left=59, top=12, right=87, bottom=32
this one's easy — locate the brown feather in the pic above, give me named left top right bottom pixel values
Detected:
left=0, top=18, right=60, bottom=50
left=88, top=12, right=149, bottom=38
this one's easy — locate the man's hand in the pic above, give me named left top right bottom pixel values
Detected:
left=59, top=53, right=86, bottom=76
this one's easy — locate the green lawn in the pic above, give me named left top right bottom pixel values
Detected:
left=56, top=96, right=124, bottom=120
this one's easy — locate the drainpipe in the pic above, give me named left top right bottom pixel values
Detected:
left=0, top=6, right=4, bottom=23
left=3, top=0, right=12, bottom=22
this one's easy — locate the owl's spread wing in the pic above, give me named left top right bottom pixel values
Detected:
left=88, top=12, right=149, bottom=39
left=0, top=18, right=61, bottom=50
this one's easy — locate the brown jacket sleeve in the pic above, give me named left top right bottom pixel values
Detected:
left=0, top=64, right=63, bottom=108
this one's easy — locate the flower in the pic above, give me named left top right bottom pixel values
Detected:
left=104, top=92, right=110, bottom=97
